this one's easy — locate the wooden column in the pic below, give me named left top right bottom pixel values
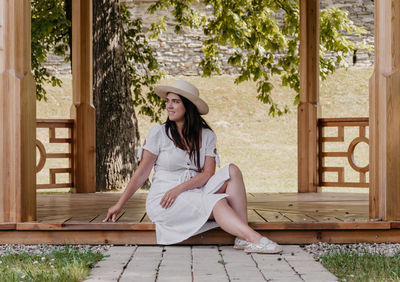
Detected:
left=298, top=0, right=320, bottom=193
left=0, top=0, right=36, bottom=222
left=71, top=0, right=96, bottom=193
left=370, top=0, right=400, bottom=220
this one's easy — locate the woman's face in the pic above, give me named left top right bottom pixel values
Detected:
left=166, top=92, right=186, bottom=123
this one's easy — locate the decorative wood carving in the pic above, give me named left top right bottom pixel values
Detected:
left=36, top=119, right=74, bottom=189
left=318, top=118, right=369, bottom=188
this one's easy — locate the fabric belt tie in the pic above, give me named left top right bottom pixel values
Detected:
left=179, top=169, right=198, bottom=183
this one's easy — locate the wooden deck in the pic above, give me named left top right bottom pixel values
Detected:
left=2, top=192, right=400, bottom=245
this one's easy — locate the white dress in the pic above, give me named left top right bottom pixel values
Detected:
left=137, top=124, right=231, bottom=245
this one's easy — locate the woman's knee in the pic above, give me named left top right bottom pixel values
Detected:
left=229, top=163, right=242, bottom=179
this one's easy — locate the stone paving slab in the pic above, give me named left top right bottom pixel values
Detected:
left=120, top=246, right=163, bottom=282
left=85, top=246, right=136, bottom=281
left=85, top=245, right=338, bottom=282
left=192, top=246, right=228, bottom=282
left=219, top=246, right=266, bottom=282
left=157, top=246, right=192, bottom=282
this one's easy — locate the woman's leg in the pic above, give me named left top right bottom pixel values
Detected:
left=211, top=198, right=262, bottom=244
left=214, top=163, right=248, bottom=223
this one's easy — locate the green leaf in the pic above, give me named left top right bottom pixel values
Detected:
left=32, top=0, right=373, bottom=118
left=147, top=0, right=371, bottom=116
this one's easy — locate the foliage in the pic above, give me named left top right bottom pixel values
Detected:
left=31, top=0, right=71, bottom=101
left=31, top=0, right=165, bottom=122
left=149, top=0, right=372, bottom=116
left=31, top=0, right=372, bottom=119
left=120, top=5, right=166, bottom=123
left=320, top=250, right=400, bottom=281
left=0, top=247, right=103, bottom=282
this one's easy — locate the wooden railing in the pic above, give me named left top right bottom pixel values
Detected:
left=36, top=119, right=74, bottom=189
left=318, top=118, right=369, bottom=188
left=35, top=118, right=368, bottom=190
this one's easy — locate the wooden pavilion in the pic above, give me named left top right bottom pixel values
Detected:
left=1, top=0, right=400, bottom=244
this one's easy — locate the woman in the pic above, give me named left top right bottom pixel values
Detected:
left=104, top=80, right=282, bottom=254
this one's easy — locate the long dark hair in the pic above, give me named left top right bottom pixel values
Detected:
left=165, top=95, right=212, bottom=171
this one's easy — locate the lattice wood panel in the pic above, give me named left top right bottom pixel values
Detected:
left=36, top=119, right=74, bottom=189
left=318, top=118, right=369, bottom=188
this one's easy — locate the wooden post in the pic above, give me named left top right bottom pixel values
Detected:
left=298, top=0, right=320, bottom=193
left=370, top=0, right=400, bottom=220
left=0, top=0, right=36, bottom=222
left=71, top=0, right=96, bottom=193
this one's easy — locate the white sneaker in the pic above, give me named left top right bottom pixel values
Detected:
left=233, top=237, right=251, bottom=250
left=244, top=237, right=283, bottom=254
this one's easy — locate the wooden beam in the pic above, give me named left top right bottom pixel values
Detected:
left=0, top=0, right=36, bottom=222
left=298, top=0, right=320, bottom=193
left=3, top=228, right=400, bottom=245
left=15, top=221, right=391, bottom=231
left=71, top=0, right=96, bottom=193
left=0, top=223, right=16, bottom=230
left=370, top=0, right=400, bottom=220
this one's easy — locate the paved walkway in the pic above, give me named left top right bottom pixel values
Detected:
left=85, top=245, right=337, bottom=282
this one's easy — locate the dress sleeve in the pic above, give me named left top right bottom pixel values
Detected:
left=204, top=130, right=221, bottom=168
left=137, top=125, right=162, bottom=161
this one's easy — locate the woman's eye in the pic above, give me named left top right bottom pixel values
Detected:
left=166, top=99, right=180, bottom=104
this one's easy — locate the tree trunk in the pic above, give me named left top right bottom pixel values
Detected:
left=93, top=0, right=140, bottom=191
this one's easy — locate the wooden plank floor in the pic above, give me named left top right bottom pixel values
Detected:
left=35, top=191, right=370, bottom=224
left=3, top=192, right=400, bottom=245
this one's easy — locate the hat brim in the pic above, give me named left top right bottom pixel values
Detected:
left=154, top=85, right=209, bottom=115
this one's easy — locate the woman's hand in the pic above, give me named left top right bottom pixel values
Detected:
left=103, top=203, right=123, bottom=222
left=160, top=186, right=183, bottom=209
left=102, top=149, right=157, bottom=223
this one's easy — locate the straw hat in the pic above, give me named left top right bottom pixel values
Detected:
left=154, top=80, right=209, bottom=115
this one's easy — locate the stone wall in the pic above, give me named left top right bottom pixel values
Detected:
left=321, top=0, right=374, bottom=66
left=45, top=0, right=374, bottom=75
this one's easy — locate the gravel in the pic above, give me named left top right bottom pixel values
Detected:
left=0, top=244, right=112, bottom=256
left=303, top=242, right=400, bottom=258
left=5, top=243, right=400, bottom=259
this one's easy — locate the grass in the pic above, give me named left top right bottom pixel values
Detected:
left=320, top=250, right=400, bottom=281
left=37, top=66, right=372, bottom=192
left=0, top=247, right=104, bottom=282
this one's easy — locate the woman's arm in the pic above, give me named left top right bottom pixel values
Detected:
left=160, top=156, right=216, bottom=209
left=179, top=156, right=216, bottom=192
left=103, top=149, right=157, bottom=222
